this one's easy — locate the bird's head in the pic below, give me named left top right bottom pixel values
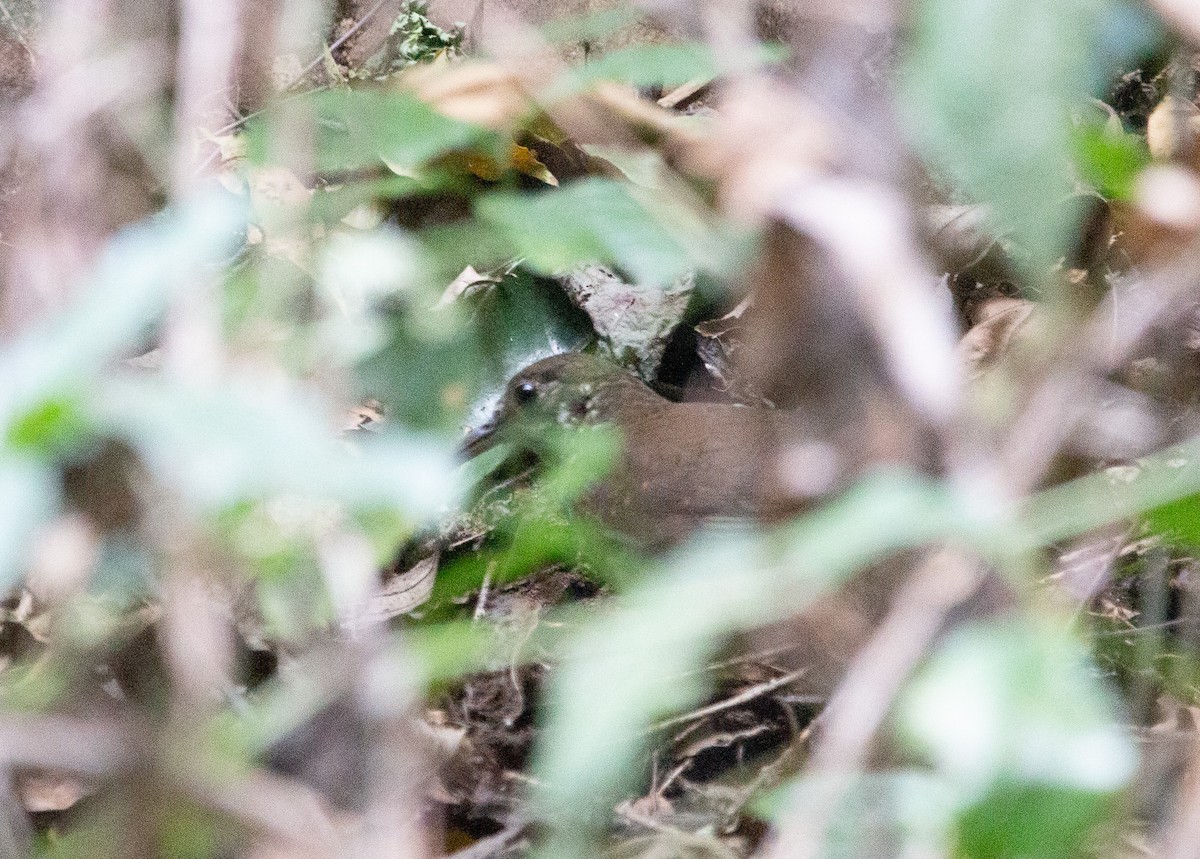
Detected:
left=462, top=353, right=654, bottom=457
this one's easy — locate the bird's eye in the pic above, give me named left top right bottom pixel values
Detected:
left=514, top=381, right=538, bottom=405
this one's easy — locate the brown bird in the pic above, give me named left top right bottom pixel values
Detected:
left=463, top=352, right=798, bottom=548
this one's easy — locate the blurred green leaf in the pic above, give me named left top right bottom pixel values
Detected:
left=1073, top=120, right=1149, bottom=200
left=531, top=470, right=959, bottom=849
left=1020, top=441, right=1200, bottom=548
left=1144, top=493, right=1200, bottom=545
left=900, top=0, right=1156, bottom=280
left=6, top=395, right=92, bottom=457
left=899, top=616, right=1134, bottom=859
left=534, top=423, right=621, bottom=505
left=358, top=303, right=482, bottom=433
left=553, top=41, right=785, bottom=95
left=311, top=89, right=493, bottom=174
left=89, top=377, right=458, bottom=519
left=538, top=6, right=640, bottom=45
left=563, top=43, right=744, bottom=89
left=0, top=189, right=245, bottom=431
left=465, top=268, right=595, bottom=419
left=319, top=225, right=424, bottom=307
left=361, top=266, right=593, bottom=434
left=0, top=457, right=58, bottom=589
left=0, top=190, right=242, bottom=591
left=474, top=178, right=697, bottom=284
left=758, top=772, right=956, bottom=859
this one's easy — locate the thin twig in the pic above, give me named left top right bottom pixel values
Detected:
left=646, top=668, right=808, bottom=733
left=282, top=0, right=392, bottom=93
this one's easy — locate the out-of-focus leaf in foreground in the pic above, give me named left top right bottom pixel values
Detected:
left=1019, top=440, right=1200, bottom=548
left=898, top=617, right=1135, bottom=859
left=556, top=42, right=783, bottom=94
left=527, top=436, right=1200, bottom=854
left=530, top=470, right=959, bottom=852
left=245, top=88, right=493, bottom=175
left=0, top=189, right=245, bottom=428
left=1072, top=120, right=1150, bottom=201
left=90, top=378, right=457, bottom=520
left=473, top=178, right=722, bottom=284
left=900, top=0, right=1156, bottom=280
left=759, top=772, right=956, bottom=859
left=0, top=188, right=245, bottom=587
left=461, top=268, right=594, bottom=426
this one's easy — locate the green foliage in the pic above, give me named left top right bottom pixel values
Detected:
left=387, top=1, right=462, bottom=68
left=8, top=1, right=1197, bottom=855
left=559, top=42, right=780, bottom=91
left=6, top=396, right=91, bottom=457
left=1073, top=119, right=1151, bottom=200
left=245, top=87, right=495, bottom=180
left=358, top=267, right=593, bottom=432
left=310, top=88, right=494, bottom=174
left=1145, top=493, right=1200, bottom=546
left=472, top=178, right=721, bottom=283
left=755, top=772, right=956, bottom=858
left=901, top=0, right=1157, bottom=282
left=899, top=617, right=1134, bottom=859
left=531, top=471, right=962, bottom=850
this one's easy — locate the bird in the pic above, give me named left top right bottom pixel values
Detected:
left=462, top=352, right=797, bottom=549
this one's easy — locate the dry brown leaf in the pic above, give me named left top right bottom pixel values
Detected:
left=1147, top=95, right=1200, bottom=161
left=14, top=769, right=91, bottom=813
left=685, top=78, right=835, bottom=222
left=958, top=296, right=1036, bottom=376
left=401, top=61, right=535, bottom=130
left=343, top=554, right=439, bottom=629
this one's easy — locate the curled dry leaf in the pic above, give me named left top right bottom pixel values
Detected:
left=958, top=296, right=1036, bottom=377
left=362, top=553, right=439, bottom=625
left=694, top=296, right=769, bottom=404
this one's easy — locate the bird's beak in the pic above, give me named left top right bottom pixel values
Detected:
left=460, top=417, right=498, bottom=458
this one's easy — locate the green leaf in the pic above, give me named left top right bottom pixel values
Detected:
left=0, top=189, right=243, bottom=590
left=567, top=42, right=731, bottom=88
left=357, top=303, right=483, bottom=433
left=538, top=6, right=641, bottom=45
left=1073, top=120, right=1149, bottom=200
left=0, top=457, right=58, bottom=590
left=1145, top=493, right=1200, bottom=546
left=555, top=41, right=786, bottom=94
left=1019, top=440, right=1200, bottom=549
left=757, top=772, right=956, bottom=859
left=473, top=178, right=696, bottom=284
left=7, top=395, right=92, bottom=457
left=311, top=89, right=493, bottom=174
left=89, top=377, right=458, bottom=519
left=463, top=268, right=595, bottom=423
left=898, top=616, right=1134, bottom=859
left=530, top=470, right=960, bottom=849
left=0, top=189, right=246, bottom=433
left=900, top=0, right=1157, bottom=280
